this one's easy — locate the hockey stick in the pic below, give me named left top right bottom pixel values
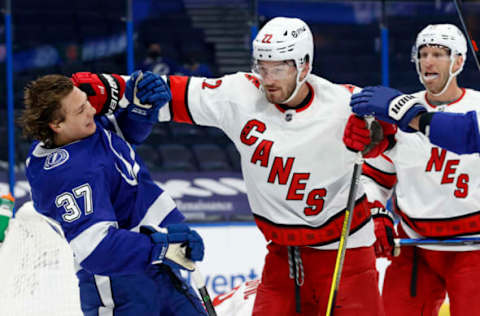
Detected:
left=325, top=117, right=375, bottom=316
left=325, top=152, right=365, bottom=316
left=453, top=0, right=480, bottom=72
left=163, top=241, right=217, bottom=315
left=192, top=268, right=217, bottom=316
left=395, top=237, right=480, bottom=247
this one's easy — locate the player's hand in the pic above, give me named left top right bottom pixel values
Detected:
left=140, top=223, right=204, bottom=271
left=369, top=201, right=397, bottom=259
left=71, top=72, right=126, bottom=115
left=343, top=115, right=397, bottom=158
left=125, top=71, right=171, bottom=122
left=350, top=86, right=427, bottom=133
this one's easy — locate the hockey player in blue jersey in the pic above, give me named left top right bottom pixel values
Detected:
left=18, top=72, right=208, bottom=316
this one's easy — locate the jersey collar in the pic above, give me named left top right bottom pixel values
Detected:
left=274, top=82, right=314, bottom=113
left=424, top=88, right=466, bottom=109
left=32, top=142, right=58, bottom=157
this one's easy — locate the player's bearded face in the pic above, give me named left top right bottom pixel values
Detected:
left=256, top=60, right=298, bottom=104
left=54, top=87, right=97, bottom=146
left=418, top=45, right=453, bottom=94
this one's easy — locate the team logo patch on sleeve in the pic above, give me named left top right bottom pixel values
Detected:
left=44, top=149, right=69, bottom=170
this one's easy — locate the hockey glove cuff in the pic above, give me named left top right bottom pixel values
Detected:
left=343, top=115, right=397, bottom=158
left=350, top=86, right=427, bottom=133
left=370, top=201, right=397, bottom=259
left=125, top=71, right=171, bottom=122
left=71, top=72, right=126, bottom=115
left=140, top=224, right=204, bottom=271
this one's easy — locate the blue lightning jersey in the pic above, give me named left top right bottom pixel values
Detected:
left=429, top=110, right=480, bottom=154
left=25, top=113, right=184, bottom=277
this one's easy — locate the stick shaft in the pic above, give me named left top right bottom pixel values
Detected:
left=198, top=287, right=217, bottom=316
left=192, top=269, right=217, bottom=316
left=453, top=0, right=480, bottom=71
left=396, top=237, right=480, bottom=247
left=326, top=158, right=363, bottom=316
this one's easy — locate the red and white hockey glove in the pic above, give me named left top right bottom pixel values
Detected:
left=71, top=72, right=126, bottom=115
left=369, top=200, right=397, bottom=260
left=343, top=115, right=397, bottom=158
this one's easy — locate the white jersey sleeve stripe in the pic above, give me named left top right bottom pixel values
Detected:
left=130, top=192, right=177, bottom=232
left=70, top=221, right=118, bottom=263
left=94, top=275, right=115, bottom=316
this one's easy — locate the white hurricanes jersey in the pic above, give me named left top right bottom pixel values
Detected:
left=362, top=88, right=480, bottom=251
left=160, top=73, right=374, bottom=249
left=213, top=279, right=258, bottom=316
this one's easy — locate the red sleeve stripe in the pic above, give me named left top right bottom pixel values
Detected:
left=362, top=162, right=397, bottom=189
left=168, top=75, right=195, bottom=124
left=380, top=153, right=393, bottom=163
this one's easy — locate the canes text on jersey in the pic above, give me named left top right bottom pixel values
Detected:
left=240, top=119, right=327, bottom=216
left=425, top=147, right=469, bottom=198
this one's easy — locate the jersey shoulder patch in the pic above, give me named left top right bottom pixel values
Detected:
left=244, top=73, right=261, bottom=89
left=340, top=83, right=360, bottom=94
left=30, top=143, right=70, bottom=170
left=44, top=149, right=70, bottom=170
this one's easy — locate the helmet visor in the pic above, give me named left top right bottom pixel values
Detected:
left=252, top=60, right=296, bottom=81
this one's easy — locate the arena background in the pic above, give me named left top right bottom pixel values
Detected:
left=1, top=1, right=479, bottom=315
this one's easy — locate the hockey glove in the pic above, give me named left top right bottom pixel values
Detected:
left=343, top=115, right=397, bottom=158
left=0, top=193, right=14, bottom=242
left=350, top=86, right=427, bottom=133
left=369, top=201, right=397, bottom=260
left=140, top=223, right=204, bottom=271
left=71, top=72, right=126, bottom=115
left=125, top=70, right=171, bottom=122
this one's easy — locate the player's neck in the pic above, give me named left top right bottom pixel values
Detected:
left=426, top=81, right=463, bottom=105
left=53, top=134, right=74, bottom=148
left=284, top=83, right=309, bottom=108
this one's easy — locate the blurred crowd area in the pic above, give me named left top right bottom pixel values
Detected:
left=0, top=0, right=479, bottom=171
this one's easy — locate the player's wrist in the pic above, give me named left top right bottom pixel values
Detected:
left=418, top=112, right=435, bottom=136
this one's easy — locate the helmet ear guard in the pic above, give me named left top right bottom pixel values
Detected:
left=252, top=17, right=314, bottom=103
left=412, top=24, right=467, bottom=96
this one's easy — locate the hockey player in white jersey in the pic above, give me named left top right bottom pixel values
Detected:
left=18, top=73, right=208, bottom=316
left=348, top=29, right=480, bottom=155
left=344, top=24, right=480, bottom=315
left=352, top=86, right=480, bottom=154
left=212, top=279, right=259, bottom=316
left=129, top=17, right=391, bottom=315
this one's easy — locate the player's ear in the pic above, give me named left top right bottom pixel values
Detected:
left=453, top=55, right=464, bottom=72
left=49, top=120, right=62, bottom=133
left=299, top=62, right=310, bottom=81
